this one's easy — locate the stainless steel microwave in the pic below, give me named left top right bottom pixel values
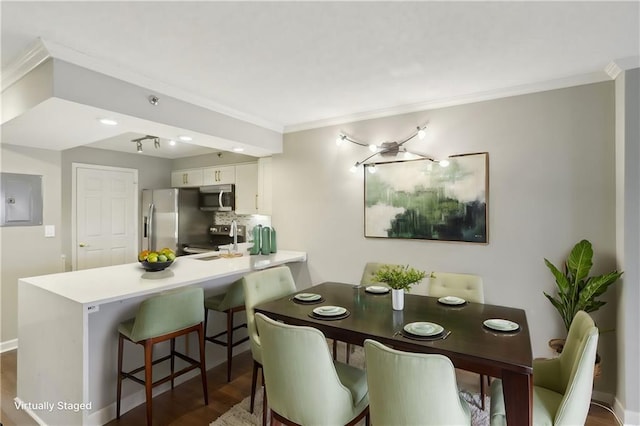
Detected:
left=199, top=184, right=235, bottom=211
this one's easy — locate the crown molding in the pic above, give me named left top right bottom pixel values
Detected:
left=2, top=38, right=283, bottom=133
left=1, top=38, right=51, bottom=92
left=605, top=56, right=640, bottom=80
left=283, top=70, right=611, bottom=133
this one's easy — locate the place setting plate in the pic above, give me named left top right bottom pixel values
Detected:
left=309, top=305, right=350, bottom=320
left=292, top=293, right=325, bottom=304
left=398, top=321, right=450, bottom=341
left=437, top=296, right=467, bottom=306
left=483, top=318, right=520, bottom=333
left=365, top=285, right=390, bottom=294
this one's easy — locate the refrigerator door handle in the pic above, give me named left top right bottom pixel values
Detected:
left=147, top=203, right=155, bottom=251
left=143, top=216, right=148, bottom=238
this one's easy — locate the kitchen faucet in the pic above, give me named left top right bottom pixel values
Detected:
left=229, top=220, right=238, bottom=253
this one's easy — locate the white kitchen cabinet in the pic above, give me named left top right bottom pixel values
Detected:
left=234, top=163, right=259, bottom=214
left=171, top=169, right=203, bottom=187
left=258, top=157, right=273, bottom=215
left=203, top=166, right=235, bottom=185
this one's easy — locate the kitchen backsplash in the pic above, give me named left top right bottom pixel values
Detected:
left=213, top=212, right=271, bottom=242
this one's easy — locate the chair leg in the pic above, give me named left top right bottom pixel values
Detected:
left=170, top=337, right=176, bottom=389
left=116, top=334, right=123, bottom=419
left=144, top=340, right=154, bottom=426
left=262, top=380, right=268, bottom=426
left=250, top=360, right=259, bottom=413
left=197, top=324, right=209, bottom=405
left=480, top=374, right=486, bottom=410
left=226, top=310, right=234, bottom=382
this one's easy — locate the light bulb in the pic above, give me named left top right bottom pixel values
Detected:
left=368, top=165, right=377, bottom=174
left=98, top=118, right=118, bottom=126
left=369, top=144, right=378, bottom=152
left=169, top=139, right=176, bottom=146
left=349, top=165, right=358, bottom=173
left=178, top=135, right=192, bottom=141
left=136, top=142, right=143, bottom=153
left=439, top=159, right=450, bottom=168
left=233, top=147, right=245, bottom=152
left=417, top=127, right=426, bottom=140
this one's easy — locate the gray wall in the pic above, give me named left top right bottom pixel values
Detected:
left=60, top=146, right=172, bottom=270
left=1, top=144, right=62, bottom=344
left=274, top=82, right=620, bottom=398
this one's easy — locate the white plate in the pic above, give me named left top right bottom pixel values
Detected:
left=484, top=319, right=520, bottom=332
left=403, top=322, right=444, bottom=337
left=438, top=296, right=466, bottom=305
left=313, top=306, right=347, bottom=317
left=365, top=286, right=390, bottom=294
left=294, top=293, right=321, bottom=301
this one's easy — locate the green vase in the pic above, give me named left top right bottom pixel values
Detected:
left=261, top=227, right=271, bottom=255
left=270, top=227, right=277, bottom=253
left=249, top=225, right=262, bottom=255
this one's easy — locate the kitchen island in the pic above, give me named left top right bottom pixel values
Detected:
left=17, top=250, right=307, bottom=426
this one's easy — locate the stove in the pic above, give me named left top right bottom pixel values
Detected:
left=182, top=224, right=246, bottom=254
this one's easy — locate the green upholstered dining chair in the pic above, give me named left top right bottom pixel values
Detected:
left=255, top=313, right=370, bottom=426
left=428, top=271, right=489, bottom=408
left=204, top=279, right=249, bottom=382
left=364, top=339, right=471, bottom=425
left=490, top=310, right=599, bottom=426
left=242, top=265, right=297, bottom=424
left=116, top=287, right=208, bottom=426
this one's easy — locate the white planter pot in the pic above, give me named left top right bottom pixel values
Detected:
left=392, top=289, right=405, bottom=310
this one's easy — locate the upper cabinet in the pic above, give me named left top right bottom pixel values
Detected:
left=234, top=163, right=259, bottom=214
left=203, top=166, right=235, bottom=185
left=171, top=169, right=203, bottom=187
left=257, top=157, right=272, bottom=215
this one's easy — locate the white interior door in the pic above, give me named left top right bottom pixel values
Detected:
left=73, top=164, right=138, bottom=270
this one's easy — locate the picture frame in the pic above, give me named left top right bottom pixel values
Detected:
left=364, top=152, right=489, bottom=243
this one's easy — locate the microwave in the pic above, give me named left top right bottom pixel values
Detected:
left=199, top=184, right=235, bottom=211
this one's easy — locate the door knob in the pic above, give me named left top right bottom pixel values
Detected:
left=79, top=243, right=88, bottom=247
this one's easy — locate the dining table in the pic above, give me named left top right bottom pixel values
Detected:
left=254, top=282, right=533, bottom=426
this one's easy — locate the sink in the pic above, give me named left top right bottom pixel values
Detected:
left=195, top=255, right=221, bottom=261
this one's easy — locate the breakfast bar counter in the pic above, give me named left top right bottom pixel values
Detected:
left=17, top=250, right=307, bottom=425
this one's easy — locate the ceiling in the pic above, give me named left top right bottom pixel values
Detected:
left=1, top=1, right=638, bottom=158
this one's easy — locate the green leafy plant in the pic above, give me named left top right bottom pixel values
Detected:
left=544, top=239, right=623, bottom=331
left=374, top=265, right=427, bottom=291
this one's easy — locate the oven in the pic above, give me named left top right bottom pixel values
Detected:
left=182, top=224, right=245, bottom=254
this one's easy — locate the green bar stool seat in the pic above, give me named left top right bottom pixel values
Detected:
left=116, top=287, right=209, bottom=426
left=204, top=279, right=249, bottom=382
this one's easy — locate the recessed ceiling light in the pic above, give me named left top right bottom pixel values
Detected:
left=178, top=135, right=192, bottom=141
left=169, top=139, right=176, bottom=146
left=232, top=147, right=244, bottom=152
left=98, top=118, right=118, bottom=126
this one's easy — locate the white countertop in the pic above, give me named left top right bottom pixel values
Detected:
left=19, top=250, right=307, bottom=305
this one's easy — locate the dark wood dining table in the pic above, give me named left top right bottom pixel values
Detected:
left=254, top=282, right=533, bottom=426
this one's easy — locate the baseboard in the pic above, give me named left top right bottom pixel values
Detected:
left=13, top=397, right=47, bottom=425
left=1, top=338, right=18, bottom=353
left=614, top=396, right=640, bottom=425
left=592, top=390, right=615, bottom=406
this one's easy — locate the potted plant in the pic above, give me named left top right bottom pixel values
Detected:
left=544, top=239, right=623, bottom=357
left=374, top=264, right=427, bottom=310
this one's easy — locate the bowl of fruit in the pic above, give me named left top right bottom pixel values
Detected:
left=138, top=248, right=176, bottom=272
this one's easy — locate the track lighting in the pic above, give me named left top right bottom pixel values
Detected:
left=337, top=124, right=441, bottom=171
left=131, top=135, right=162, bottom=153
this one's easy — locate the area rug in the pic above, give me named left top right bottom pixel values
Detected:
left=210, top=345, right=489, bottom=426
left=210, top=387, right=489, bottom=426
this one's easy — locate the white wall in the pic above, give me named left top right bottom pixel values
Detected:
left=615, top=68, right=640, bottom=422
left=275, top=82, right=620, bottom=397
left=1, top=144, right=62, bottom=346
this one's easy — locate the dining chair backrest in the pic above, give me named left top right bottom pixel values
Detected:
left=543, top=311, right=599, bottom=425
left=128, top=287, right=204, bottom=342
left=364, top=339, right=470, bottom=425
left=256, top=313, right=368, bottom=425
left=428, top=272, right=484, bottom=303
left=360, top=262, right=401, bottom=286
left=242, top=266, right=297, bottom=363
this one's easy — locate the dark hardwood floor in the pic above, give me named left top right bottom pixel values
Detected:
left=1, top=347, right=619, bottom=425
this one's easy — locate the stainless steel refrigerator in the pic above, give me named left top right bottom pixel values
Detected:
left=141, top=188, right=212, bottom=256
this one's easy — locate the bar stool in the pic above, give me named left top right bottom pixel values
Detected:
left=116, top=287, right=208, bottom=426
left=204, top=279, right=249, bottom=382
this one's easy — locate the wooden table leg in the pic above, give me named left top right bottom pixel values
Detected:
left=501, top=370, right=533, bottom=426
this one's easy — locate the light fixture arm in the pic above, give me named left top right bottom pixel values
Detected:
left=131, top=135, right=161, bottom=152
